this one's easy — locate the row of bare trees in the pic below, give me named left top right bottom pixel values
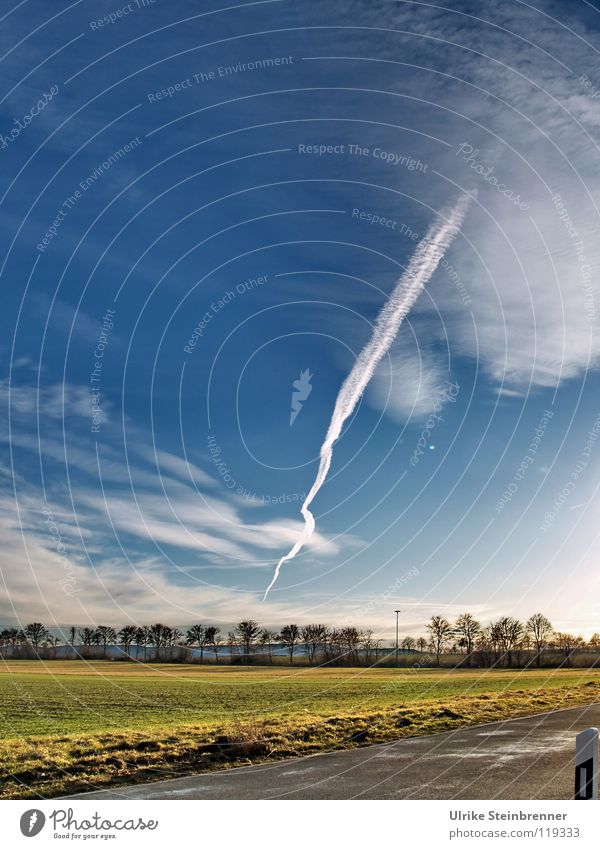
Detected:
left=0, top=620, right=382, bottom=665
left=225, top=621, right=384, bottom=664
left=1, top=614, right=598, bottom=667
left=0, top=623, right=218, bottom=661
left=423, top=613, right=599, bottom=667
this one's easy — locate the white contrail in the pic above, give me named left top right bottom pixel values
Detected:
left=263, top=195, right=472, bottom=599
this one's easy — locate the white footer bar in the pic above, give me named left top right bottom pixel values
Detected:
left=1, top=799, right=598, bottom=847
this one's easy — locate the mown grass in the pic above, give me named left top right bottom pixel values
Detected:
left=1, top=661, right=599, bottom=799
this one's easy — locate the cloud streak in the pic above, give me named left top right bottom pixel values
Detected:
left=264, top=195, right=472, bottom=597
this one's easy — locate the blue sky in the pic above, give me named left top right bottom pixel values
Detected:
left=1, top=0, right=600, bottom=639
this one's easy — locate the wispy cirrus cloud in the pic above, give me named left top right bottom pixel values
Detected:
left=0, top=487, right=362, bottom=628
left=294, top=0, right=600, bottom=395
left=82, top=488, right=358, bottom=563
left=368, top=335, right=452, bottom=423
left=0, top=377, right=363, bottom=623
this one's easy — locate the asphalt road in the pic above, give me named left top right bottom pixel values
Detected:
left=69, top=703, right=600, bottom=800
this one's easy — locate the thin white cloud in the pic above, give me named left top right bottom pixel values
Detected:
left=131, top=444, right=215, bottom=489
left=0, top=378, right=363, bottom=625
left=368, top=335, right=451, bottom=422
left=0, top=493, right=365, bottom=628
left=296, top=1, right=600, bottom=393
left=0, top=380, right=101, bottom=421
left=85, top=490, right=358, bottom=561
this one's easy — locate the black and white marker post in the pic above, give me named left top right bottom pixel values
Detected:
left=574, top=727, right=599, bottom=800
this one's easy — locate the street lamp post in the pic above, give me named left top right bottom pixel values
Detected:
left=395, top=610, right=401, bottom=668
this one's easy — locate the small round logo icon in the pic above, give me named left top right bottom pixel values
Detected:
left=20, top=810, right=45, bottom=837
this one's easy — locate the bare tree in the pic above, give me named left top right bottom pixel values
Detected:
left=427, top=616, right=453, bottom=666
left=554, top=632, right=584, bottom=666
left=94, top=625, right=117, bottom=657
left=205, top=626, right=221, bottom=663
left=327, top=628, right=344, bottom=662
left=227, top=630, right=238, bottom=658
left=168, top=627, right=182, bottom=660
left=301, top=624, right=328, bottom=662
left=492, top=617, right=523, bottom=667
left=373, top=637, right=384, bottom=664
left=526, top=613, right=553, bottom=666
left=0, top=628, right=25, bottom=654
left=43, top=635, right=60, bottom=658
left=401, top=636, right=416, bottom=651
left=332, top=628, right=362, bottom=663
left=78, top=627, right=95, bottom=658
left=338, top=626, right=361, bottom=664
left=474, top=625, right=497, bottom=667
left=259, top=629, right=278, bottom=663
left=24, top=622, right=49, bottom=653
left=416, top=637, right=427, bottom=653
left=279, top=624, right=300, bottom=664
left=134, top=627, right=149, bottom=661
left=360, top=629, right=375, bottom=665
left=186, top=625, right=207, bottom=663
left=148, top=623, right=172, bottom=661
left=234, top=620, right=261, bottom=662
left=454, top=613, right=481, bottom=667
left=118, top=626, right=137, bottom=659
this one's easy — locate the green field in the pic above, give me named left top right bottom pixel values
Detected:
left=1, top=660, right=599, bottom=798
